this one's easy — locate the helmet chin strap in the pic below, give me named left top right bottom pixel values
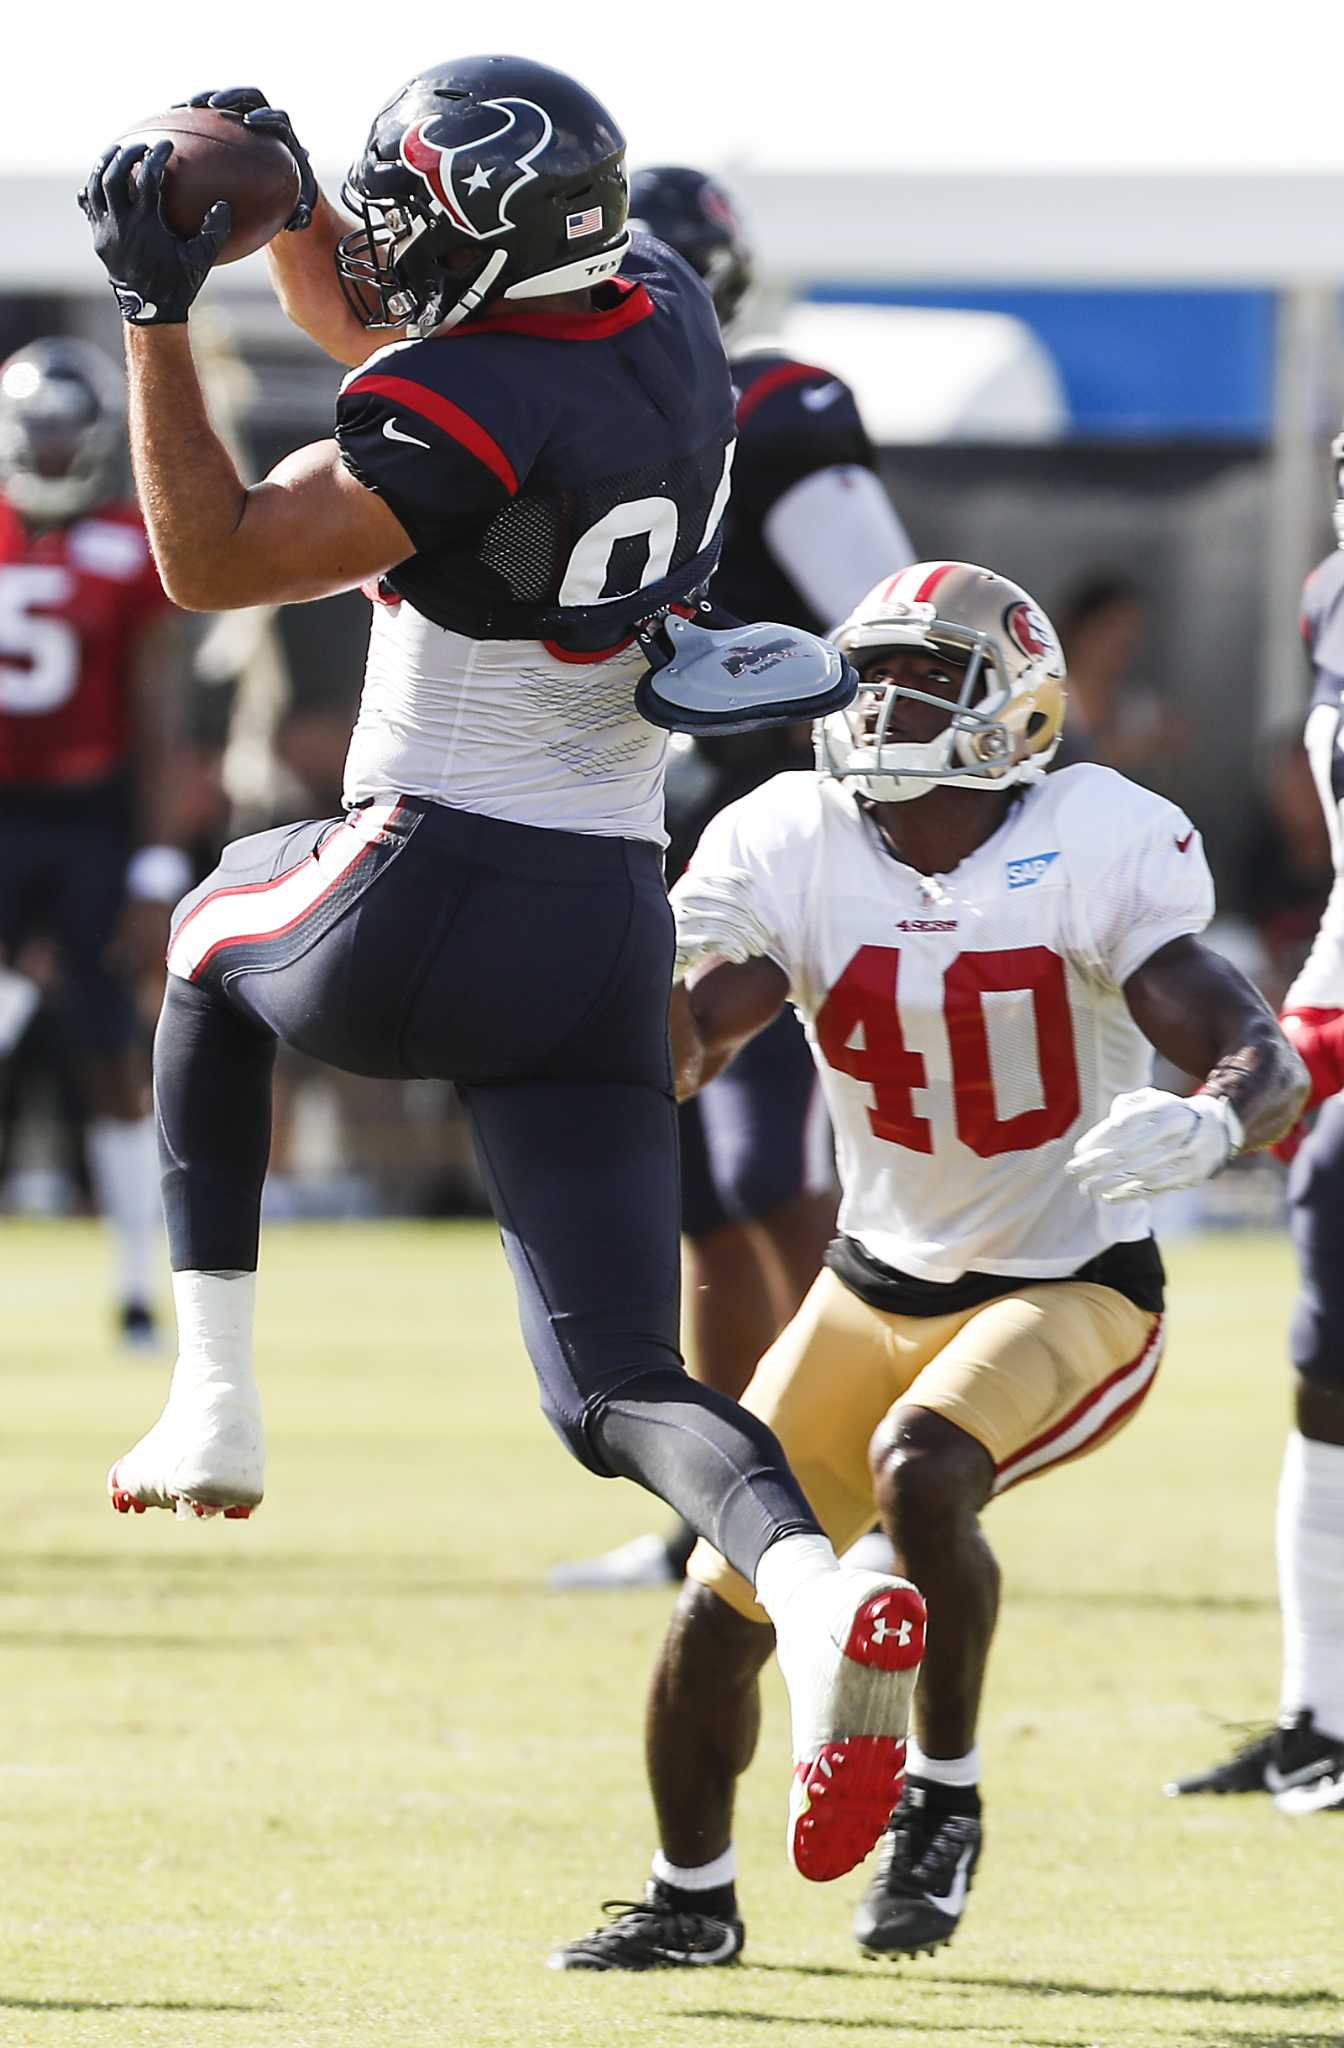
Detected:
left=414, top=248, right=509, bottom=337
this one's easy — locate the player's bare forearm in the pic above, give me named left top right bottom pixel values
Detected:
left=123, top=325, right=412, bottom=610
left=265, top=194, right=402, bottom=368
left=670, top=958, right=789, bottom=1101
left=1124, top=935, right=1310, bottom=1151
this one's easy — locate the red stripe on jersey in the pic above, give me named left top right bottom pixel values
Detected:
left=343, top=374, right=519, bottom=495
left=541, top=602, right=699, bottom=666
left=543, top=634, right=637, bottom=663
left=913, top=562, right=956, bottom=605
left=466, top=281, right=655, bottom=341
left=734, top=361, right=834, bottom=430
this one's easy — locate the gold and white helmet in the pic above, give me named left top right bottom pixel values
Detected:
left=818, top=560, right=1067, bottom=803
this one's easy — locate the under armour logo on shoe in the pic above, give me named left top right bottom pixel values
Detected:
left=871, top=1616, right=914, bottom=1649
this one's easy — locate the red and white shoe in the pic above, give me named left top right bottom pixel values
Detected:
left=108, top=1363, right=264, bottom=1521
left=777, top=1570, right=927, bottom=1882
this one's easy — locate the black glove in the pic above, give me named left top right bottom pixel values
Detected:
left=181, top=88, right=317, bottom=231
left=78, top=141, right=231, bottom=326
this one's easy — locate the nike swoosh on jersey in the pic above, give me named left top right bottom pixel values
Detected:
left=922, top=1843, right=975, bottom=1917
left=1175, top=830, right=1195, bottom=853
left=383, top=418, right=431, bottom=449
left=800, top=382, right=844, bottom=411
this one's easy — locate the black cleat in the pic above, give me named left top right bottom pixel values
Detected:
left=547, top=1881, right=744, bottom=1971
left=853, top=1781, right=982, bottom=1959
left=1165, top=1711, right=1343, bottom=1799
left=117, top=1300, right=162, bottom=1355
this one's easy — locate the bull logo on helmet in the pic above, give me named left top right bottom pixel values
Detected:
left=1004, top=599, right=1061, bottom=666
left=400, top=98, right=554, bottom=241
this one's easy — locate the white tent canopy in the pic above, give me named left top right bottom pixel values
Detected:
left=777, top=303, right=1068, bottom=441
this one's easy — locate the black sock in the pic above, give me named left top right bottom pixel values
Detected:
left=903, top=1773, right=982, bottom=1820
left=655, top=1877, right=739, bottom=1922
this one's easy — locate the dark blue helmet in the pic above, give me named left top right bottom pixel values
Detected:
left=338, top=54, right=630, bottom=335
left=628, top=165, right=753, bottom=327
left=0, top=337, right=125, bottom=524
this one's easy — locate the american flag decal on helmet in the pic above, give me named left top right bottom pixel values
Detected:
left=566, top=206, right=603, bottom=239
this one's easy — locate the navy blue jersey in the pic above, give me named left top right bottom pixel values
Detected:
left=662, top=349, right=878, bottom=870
left=336, top=234, right=735, bottom=653
left=713, top=349, right=873, bottom=631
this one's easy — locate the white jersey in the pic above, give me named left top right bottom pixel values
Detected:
left=1285, top=550, right=1344, bottom=1010
left=673, top=763, right=1214, bottom=1283
left=341, top=603, right=668, bottom=846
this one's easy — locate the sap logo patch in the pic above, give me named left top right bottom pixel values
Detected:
left=1006, top=850, right=1060, bottom=890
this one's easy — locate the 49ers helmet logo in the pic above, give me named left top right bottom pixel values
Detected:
left=400, top=98, right=554, bottom=241
left=1004, top=599, right=1060, bottom=666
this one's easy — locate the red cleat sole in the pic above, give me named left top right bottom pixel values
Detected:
left=790, top=1735, right=908, bottom=1881
left=789, top=1582, right=928, bottom=1882
left=109, top=1482, right=254, bottom=1521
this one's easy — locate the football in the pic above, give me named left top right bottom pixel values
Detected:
left=115, top=107, right=300, bottom=265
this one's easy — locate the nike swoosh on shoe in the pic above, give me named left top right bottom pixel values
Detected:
left=1265, top=1756, right=1338, bottom=1793
left=922, top=1844, right=975, bottom=1917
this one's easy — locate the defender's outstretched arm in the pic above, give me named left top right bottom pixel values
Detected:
left=670, top=958, right=789, bottom=1102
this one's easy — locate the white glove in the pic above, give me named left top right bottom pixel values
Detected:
left=1066, top=1087, right=1244, bottom=1203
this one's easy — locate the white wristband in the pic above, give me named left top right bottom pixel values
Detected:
left=126, top=844, right=193, bottom=905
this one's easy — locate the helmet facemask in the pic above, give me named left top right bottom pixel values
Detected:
left=336, top=187, right=510, bottom=335
left=818, top=567, right=1067, bottom=805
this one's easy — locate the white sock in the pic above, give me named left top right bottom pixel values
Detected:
left=753, top=1532, right=839, bottom=1631
left=1277, top=1429, right=1344, bottom=1740
left=168, top=1270, right=258, bottom=1402
left=651, top=1845, right=737, bottom=1892
left=87, top=1116, right=162, bottom=1305
left=843, top=1528, right=897, bottom=1574
left=906, top=1740, right=982, bottom=1789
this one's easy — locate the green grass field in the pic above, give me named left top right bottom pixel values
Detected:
left=2, top=1220, right=1341, bottom=2048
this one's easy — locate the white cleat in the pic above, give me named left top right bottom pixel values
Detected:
left=775, top=1569, right=927, bottom=1883
left=547, top=1532, right=679, bottom=1591
left=108, top=1368, right=264, bottom=1521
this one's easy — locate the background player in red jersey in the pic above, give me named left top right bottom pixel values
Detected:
left=551, top=165, right=917, bottom=1588
left=0, top=338, right=189, bottom=1346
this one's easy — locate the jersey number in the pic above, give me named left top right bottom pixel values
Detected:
left=557, top=443, right=736, bottom=606
left=0, top=566, right=81, bottom=714
left=815, top=943, right=1080, bottom=1157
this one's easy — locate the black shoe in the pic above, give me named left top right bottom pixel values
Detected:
left=547, top=1881, right=744, bottom=1971
left=117, top=1301, right=162, bottom=1355
left=853, top=1782, right=982, bottom=1959
left=1165, top=1711, right=1341, bottom=1798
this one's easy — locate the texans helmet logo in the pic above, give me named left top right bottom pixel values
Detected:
left=1004, top=599, right=1060, bottom=665
left=400, top=98, right=553, bottom=240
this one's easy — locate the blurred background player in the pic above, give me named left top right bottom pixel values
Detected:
left=551, top=164, right=916, bottom=1589
left=0, top=338, right=188, bottom=1346
left=1167, top=434, right=1344, bottom=1812
left=552, top=562, right=1308, bottom=1971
